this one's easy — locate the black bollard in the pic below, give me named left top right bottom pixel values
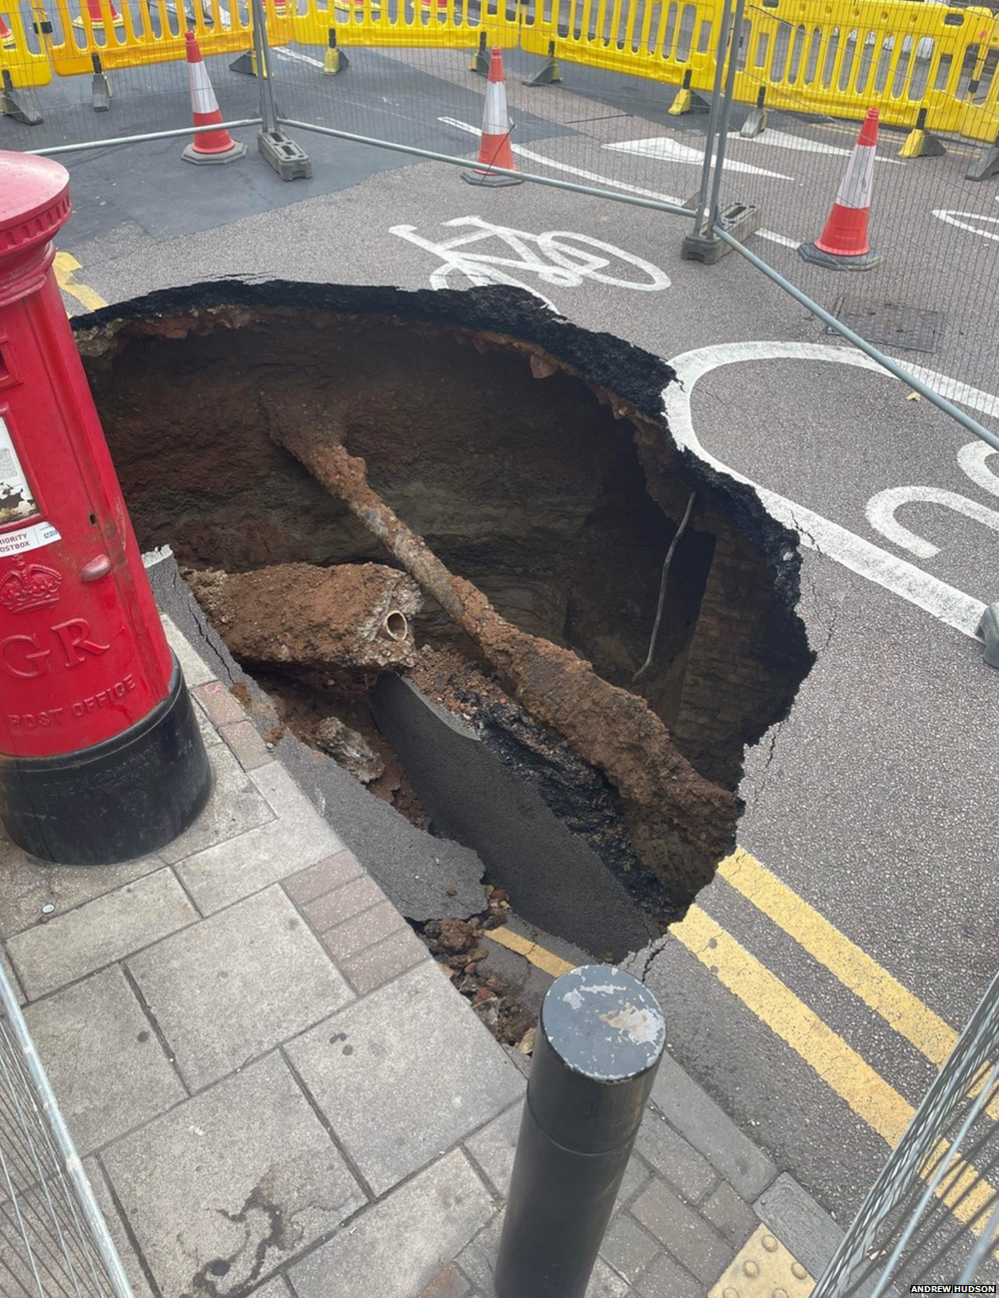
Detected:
left=494, top=965, right=666, bottom=1298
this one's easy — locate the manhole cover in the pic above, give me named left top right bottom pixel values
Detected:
left=825, top=296, right=944, bottom=353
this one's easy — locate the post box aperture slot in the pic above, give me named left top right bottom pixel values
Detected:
left=0, top=335, right=17, bottom=391
left=0, top=412, right=40, bottom=527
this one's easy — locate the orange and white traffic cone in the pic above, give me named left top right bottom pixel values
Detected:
left=182, top=30, right=247, bottom=165
left=0, top=14, right=15, bottom=47
left=799, top=108, right=881, bottom=269
left=462, top=47, right=523, bottom=187
left=72, top=0, right=125, bottom=30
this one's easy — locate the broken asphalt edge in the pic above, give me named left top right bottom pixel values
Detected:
left=72, top=277, right=815, bottom=702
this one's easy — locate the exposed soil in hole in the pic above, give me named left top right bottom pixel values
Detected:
left=186, top=560, right=429, bottom=811
left=186, top=562, right=424, bottom=673
left=75, top=281, right=813, bottom=945
left=249, top=665, right=426, bottom=821
left=416, top=897, right=539, bottom=1051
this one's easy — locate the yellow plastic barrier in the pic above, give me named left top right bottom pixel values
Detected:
left=731, top=0, right=998, bottom=140
left=0, top=4, right=53, bottom=87
left=291, top=0, right=521, bottom=54
left=958, top=10, right=999, bottom=142
left=514, top=0, right=999, bottom=146
left=41, top=0, right=292, bottom=78
left=14, top=0, right=999, bottom=146
left=518, top=0, right=720, bottom=89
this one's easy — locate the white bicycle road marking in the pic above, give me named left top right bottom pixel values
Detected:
left=663, top=341, right=990, bottom=640
left=390, top=216, right=671, bottom=309
left=865, top=486, right=999, bottom=560
left=932, top=211, right=999, bottom=242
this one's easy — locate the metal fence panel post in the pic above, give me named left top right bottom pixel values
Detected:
left=0, top=945, right=136, bottom=1297
left=494, top=965, right=666, bottom=1298
left=688, top=0, right=735, bottom=237
left=252, top=0, right=313, bottom=179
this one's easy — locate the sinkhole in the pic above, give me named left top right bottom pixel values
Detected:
left=74, top=281, right=814, bottom=961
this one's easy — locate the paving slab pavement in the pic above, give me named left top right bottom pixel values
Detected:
left=0, top=598, right=866, bottom=1298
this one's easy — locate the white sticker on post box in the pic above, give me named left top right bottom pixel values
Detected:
left=0, top=521, right=61, bottom=557
left=0, top=415, right=38, bottom=526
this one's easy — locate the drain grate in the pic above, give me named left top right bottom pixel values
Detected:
left=824, top=296, right=944, bottom=354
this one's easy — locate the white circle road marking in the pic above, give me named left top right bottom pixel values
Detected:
left=662, top=342, right=990, bottom=640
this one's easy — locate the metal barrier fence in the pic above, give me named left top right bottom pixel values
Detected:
left=731, top=0, right=999, bottom=143
left=806, top=961, right=999, bottom=1295
left=0, top=957, right=135, bottom=1298
left=291, top=0, right=522, bottom=54
left=0, top=3, right=51, bottom=125
left=697, top=0, right=999, bottom=449
left=517, top=0, right=717, bottom=86
left=2, top=0, right=999, bottom=1286
left=42, top=0, right=293, bottom=78
left=4, top=0, right=999, bottom=151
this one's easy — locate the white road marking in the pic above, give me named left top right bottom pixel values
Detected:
left=439, top=117, right=802, bottom=246
left=738, top=128, right=905, bottom=165
left=865, top=486, right=999, bottom=559
left=663, top=342, right=990, bottom=640
left=605, top=136, right=792, bottom=180
left=275, top=46, right=326, bottom=69
left=438, top=116, right=686, bottom=205
left=958, top=441, right=999, bottom=498
left=932, top=211, right=999, bottom=242
left=756, top=229, right=801, bottom=249
left=390, top=216, right=670, bottom=308
left=215, top=3, right=324, bottom=71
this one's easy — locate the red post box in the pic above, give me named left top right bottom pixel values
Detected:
left=0, top=151, right=212, bottom=864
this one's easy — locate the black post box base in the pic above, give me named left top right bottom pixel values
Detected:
left=0, top=657, right=213, bottom=865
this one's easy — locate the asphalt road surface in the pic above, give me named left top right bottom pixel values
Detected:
left=10, top=38, right=999, bottom=1232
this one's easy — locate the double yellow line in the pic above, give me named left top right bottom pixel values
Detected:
left=674, top=849, right=999, bottom=1230
left=53, top=252, right=107, bottom=313
left=492, top=847, right=998, bottom=1233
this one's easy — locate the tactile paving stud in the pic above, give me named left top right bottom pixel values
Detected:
left=708, top=1224, right=814, bottom=1298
